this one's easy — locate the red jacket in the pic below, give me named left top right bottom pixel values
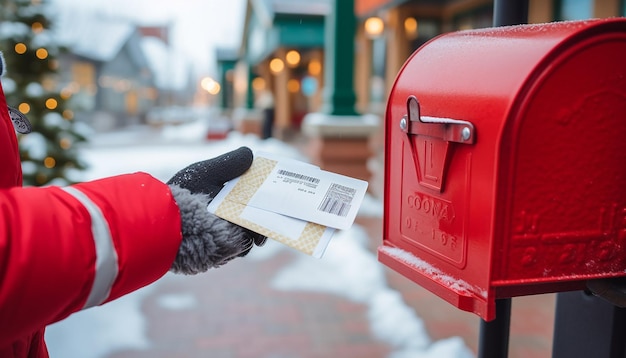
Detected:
left=0, top=81, right=183, bottom=356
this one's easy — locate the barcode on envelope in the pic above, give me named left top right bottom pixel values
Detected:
left=317, top=183, right=356, bottom=217
left=278, top=169, right=320, bottom=184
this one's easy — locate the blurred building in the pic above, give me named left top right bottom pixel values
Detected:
left=55, top=12, right=194, bottom=131
left=353, top=0, right=626, bottom=118
left=231, top=0, right=329, bottom=139
left=208, top=0, right=622, bottom=183
left=220, top=0, right=625, bottom=139
left=55, top=16, right=152, bottom=131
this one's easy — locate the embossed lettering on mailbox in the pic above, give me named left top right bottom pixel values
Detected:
left=401, top=188, right=464, bottom=267
left=400, top=141, right=468, bottom=268
left=509, top=205, right=626, bottom=277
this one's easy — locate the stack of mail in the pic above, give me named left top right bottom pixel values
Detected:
left=207, top=152, right=369, bottom=258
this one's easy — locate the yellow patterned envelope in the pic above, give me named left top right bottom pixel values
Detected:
left=208, top=156, right=334, bottom=258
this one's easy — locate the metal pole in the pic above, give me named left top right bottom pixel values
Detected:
left=475, top=3, right=529, bottom=357
left=493, top=0, right=529, bottom=27
left=477, top=298, right=512, bottom=358
left=320, top=0, right=358, bottom=116
left=552, top=291, right=626, bottom=358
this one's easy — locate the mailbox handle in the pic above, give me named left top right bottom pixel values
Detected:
left=401, top=95, right=476, bottom=144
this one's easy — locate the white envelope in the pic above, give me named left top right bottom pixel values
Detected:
left=207, top=153, right=337, bottom=258
left=227, top=153, right=369, bottom=230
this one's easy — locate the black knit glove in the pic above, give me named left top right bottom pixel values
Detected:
left=167, top=146, right=267, bottom=275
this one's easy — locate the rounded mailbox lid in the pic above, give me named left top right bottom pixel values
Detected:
left=381, top=18, right=626, bottom=321
left=388, top=18, right=626, bottom=144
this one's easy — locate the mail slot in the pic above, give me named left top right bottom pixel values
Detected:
left=379, top=18, right=626, bottom=321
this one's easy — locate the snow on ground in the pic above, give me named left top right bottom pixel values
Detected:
left=270, top=224, right=472, bottom=358
left=45, top=120, right=473, bottom=358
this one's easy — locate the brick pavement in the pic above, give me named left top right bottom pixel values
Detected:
left=104, top=216, right=555, bottom=358
left=106, top=226, right=392, bottom=358
left=362, top=217, right=556, bottom=358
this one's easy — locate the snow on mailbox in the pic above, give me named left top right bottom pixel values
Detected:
left=379, top=18, right=626, bottom=321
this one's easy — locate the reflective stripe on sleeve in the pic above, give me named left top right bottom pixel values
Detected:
left=62, top=186, right=119, bottom=309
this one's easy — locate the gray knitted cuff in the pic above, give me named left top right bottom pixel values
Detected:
left=169, top=185, right=251, bottom=275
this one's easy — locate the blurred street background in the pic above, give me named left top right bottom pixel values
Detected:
left=1, top=0, right=622, bottom=357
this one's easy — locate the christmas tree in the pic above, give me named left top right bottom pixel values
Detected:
left=0, top=0, right=88, bottom=186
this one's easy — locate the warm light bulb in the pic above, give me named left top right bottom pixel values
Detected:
left=18, top=103, right=30, bottom=114
left=32, top=22, right=44, bottom=33
left=208, top=82, right=220, bottom=95
left=285, top=50, right=301, bottom=67
left=308, top=59, right=321, bottom=76
left=269, top=58, right=285, bottom=74
left=364, top=17, right=384, bottom=38
left=36, top=48, right=48, bottom=59
left=45, top=98, right=58, bottom=109
left=252, top=77, right=266, bottom=91
left=287, top=79, right=300, bottom=93
left=44, top=157, right=56, bottom=169
left=201, top=77, right=221, bottom=95
left=15, top=43, right=27, bottom=54
left=404, top=17, right=418, bottom=39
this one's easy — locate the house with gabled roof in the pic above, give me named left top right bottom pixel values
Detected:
left=55, top=11, right=191, bottom=131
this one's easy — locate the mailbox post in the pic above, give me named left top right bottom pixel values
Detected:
left=478, top=1, right=528, bottom=357
left=379, top=15, right=626, bottom=358
left=552, top=290, right=626, bottom=357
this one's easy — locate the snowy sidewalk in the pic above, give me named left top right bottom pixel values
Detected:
left=45, top=123, right=554, bottom=358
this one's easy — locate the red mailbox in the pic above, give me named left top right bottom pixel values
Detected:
left=380, top=18, right=626, bottom=321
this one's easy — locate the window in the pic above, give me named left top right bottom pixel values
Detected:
left=555, top=0, right=593, bottom=21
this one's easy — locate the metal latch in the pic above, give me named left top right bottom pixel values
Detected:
left=400, top=95, right=475, bottom=144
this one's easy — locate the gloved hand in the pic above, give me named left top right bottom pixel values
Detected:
left=167, top=146, right=267, bottom=275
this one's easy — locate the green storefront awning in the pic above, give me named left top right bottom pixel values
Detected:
left=246, top=13, right=325, bottom=65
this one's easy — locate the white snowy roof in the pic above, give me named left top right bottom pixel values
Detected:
left=55, top=10, right=134, bottom=61
left=139, top=36, right=189, bottom=91
left=53, top=8, right=190, bottom=90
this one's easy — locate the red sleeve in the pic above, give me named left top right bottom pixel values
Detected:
left=0, top=173, right=182, bottom=346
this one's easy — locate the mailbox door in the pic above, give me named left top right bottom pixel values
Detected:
left=379, top=29, right=517, bottom=320
left=381, top=80, right=498, bottom=319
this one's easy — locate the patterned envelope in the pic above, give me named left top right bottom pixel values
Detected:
left=208, top=156, right=334, bottom=258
